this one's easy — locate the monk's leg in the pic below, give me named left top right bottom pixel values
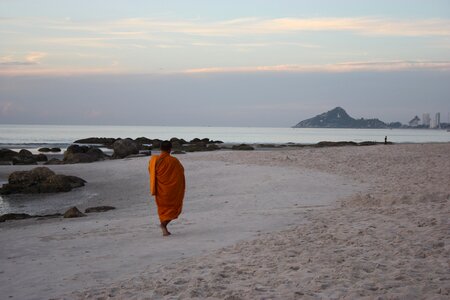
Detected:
left=160, top=220, right=171, bottom=236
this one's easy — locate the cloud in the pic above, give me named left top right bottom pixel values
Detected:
left=184, top=61, right=450, bottom=74
left=25, top=52, right=46, bottom=63
left=0, top=66, right=123, bottom=76
left=2, top=16, right=450, bottom=39
left=0, top=52, right=47, bottom=66
left=2, top=60, right=450, bottom=76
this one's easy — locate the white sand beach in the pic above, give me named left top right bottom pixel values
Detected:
left=0, top=143, right=449, bottom=299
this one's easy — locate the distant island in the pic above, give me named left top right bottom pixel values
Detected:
left=293, top=107, right=388, bottom=128
left=293, top=107, right=449, bottom=129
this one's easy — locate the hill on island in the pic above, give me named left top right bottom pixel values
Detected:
left=293, top=107, right=387, bottom=128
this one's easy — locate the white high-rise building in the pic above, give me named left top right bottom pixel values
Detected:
left=435, top=112, right=440, bottom=128
left=422, top=113, right=431, bottom=127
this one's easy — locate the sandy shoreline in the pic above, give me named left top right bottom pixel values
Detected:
left=0, top=143, right=449, bottom=299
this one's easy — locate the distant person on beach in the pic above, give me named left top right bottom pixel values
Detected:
left=385, top=136, right=388, bottom=144
left=148, top=141, right=185, bottom=236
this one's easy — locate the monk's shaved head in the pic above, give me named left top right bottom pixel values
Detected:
left=160, top=140, right=172, bottom=152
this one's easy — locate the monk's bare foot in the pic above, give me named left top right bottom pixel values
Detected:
left=160, top=224, right=171, bottom=236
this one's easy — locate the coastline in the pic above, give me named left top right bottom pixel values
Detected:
left=0, top=143, right=449, bottom=299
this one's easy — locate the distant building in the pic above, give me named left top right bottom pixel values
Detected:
left=422, top=113, right=431, bottom=127
left=409, top=115, right=420, bottom=127
left=435, top=112, right=441, bottom=128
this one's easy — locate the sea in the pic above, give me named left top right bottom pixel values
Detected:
left=1, top=124, right=449, bottom=152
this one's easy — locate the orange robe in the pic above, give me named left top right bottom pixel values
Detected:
left=148, top=152, right=185, bottom=222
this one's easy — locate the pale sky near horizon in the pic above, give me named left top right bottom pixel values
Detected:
left=1, top=0, right=449, bottom=126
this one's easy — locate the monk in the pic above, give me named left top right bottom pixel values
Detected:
left=148, top=141, right=185, bottom=236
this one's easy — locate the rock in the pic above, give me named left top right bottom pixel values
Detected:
left=19, top=149, right=33, bottom=158
left=151, top=139, right=162, bottom=148
left=207, top=144, right=220, bottom=150
left=63, top=207, right=86, bottom=218
left=39, top=175, right=85, bottom=193
left=182, top=142, right=208, bottom=152
left=85, top=206, right=116, bottom=213
left=170, top=137, right=187, bottom=145
left=44, top=158, right=64, bottom=165
left=190, top=138, right=201, bottom=143
left=0, top=148, right=19, bottom=161
left=8, top=167, right=55, bottom=185
left=0, top=167, right=85, bottom=195
left=134, top=137, right=153, bottom=145
left=112, top=138, right=139, bottom=158
left=31, top=167, right=56, bottom=181
left=64, top=144, right=107, bottom=163
left=12, top=149, right=37, bottom=165
left=314, top=141, right=357, bottom=147
left=0, top=213, right=32, bottom=222
left=38, top=147, right=62, bottom=153
left=12, top=157, right=37, bottom=165
left=74, top=137, right=117, bottom=145
left=34, top=153, right=48, bottom=162
left=0, top=212, right=64, bottom=222
left=231, top=144, right=255, bottom=151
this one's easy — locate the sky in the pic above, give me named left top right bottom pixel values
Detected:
left=1, top=0, right=449, bottom=126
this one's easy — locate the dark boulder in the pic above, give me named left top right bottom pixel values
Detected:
left=207, top=144, right=221, bottom=151
left=0, top=167, right=86, bottom=195
left=135, top=137, right=153, bottom=144
left=231, top=144, right=255, bottom=151
left=38, top=147, right=62, bottom=153
left=11, top=149, right=38, bottom=165
left=171, top=141, right=182, bottom=151
left=74, top=137, right=117, bottom=146
left=12, top=157, right=37, bottom=165
left=19, top=149, right=33, bottom=158
left=0, top=213, right=32, bottom=222
left=64, top=144, right=107, bottom=164
left=9, top=167, right=55, bottom=185
left=0, top=149, right=19, bottom=161
left=190, top=138, right=201, bottom=143
left=34, top=153, right=48, bottom=162
left=358, top=141, right=378, bottom=146
left=314, top=141, right=358, bottom=147
left=39, top=174, right=86, bottom=193
left=44, top=158, right=64, bottom=165
left=182, top=142, right=221, bottom=152
left=170, top=137, right=188, bottom=145
left=63, top=207, right=86, bottom=218
left=85, top=206, right=116, bottom=213
left=182, top=142, right=208, bottom=152
left=151, top=139, right=162, bottom=149
left=112, top=139, right=139, bottom=158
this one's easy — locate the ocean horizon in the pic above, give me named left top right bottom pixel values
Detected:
left=1, top=124, right=449, bottom=151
